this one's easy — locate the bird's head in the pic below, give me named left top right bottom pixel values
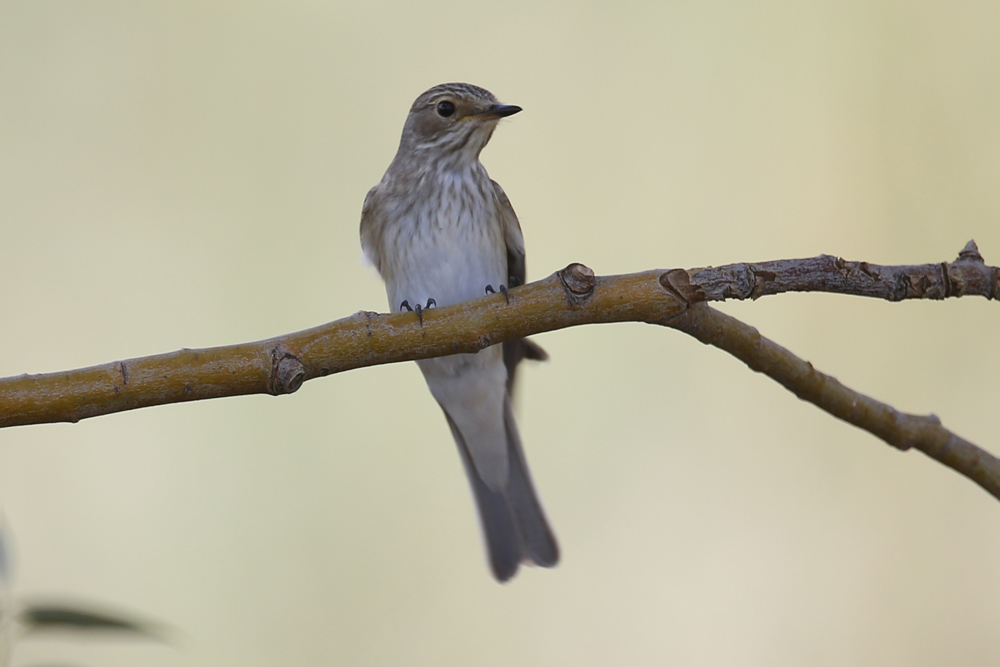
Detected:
left=397, top=83, right=521, bottom=167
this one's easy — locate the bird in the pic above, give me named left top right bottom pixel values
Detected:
left=359, top=83, right=558, bottom=581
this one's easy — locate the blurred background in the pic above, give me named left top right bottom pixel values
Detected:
left=1, top=2, right=999, bottom=665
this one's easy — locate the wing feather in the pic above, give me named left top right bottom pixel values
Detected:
left=359, top=183, right=384, bottom=273
left=492, top=180, right=548, bottom=395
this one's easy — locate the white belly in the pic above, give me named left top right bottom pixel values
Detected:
left=381, top=177, right=506, bottom=313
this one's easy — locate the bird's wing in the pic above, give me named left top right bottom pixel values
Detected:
left=358, top=183, right=384, bottom=273
left=492, top=179, right=526, bottom=290
left=492, top=180, right=548, bottom=395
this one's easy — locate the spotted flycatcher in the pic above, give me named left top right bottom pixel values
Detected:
left=359, top=83, right=558, bottom=581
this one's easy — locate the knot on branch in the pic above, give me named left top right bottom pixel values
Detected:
left=956, top=239, right=984, bottom=264
left=660, top=269, right=705, bottom=306
left=953, top=239, right=999, bottom=300
left=559, top=263, right=596, bottom=307
left=269, top=348, right=305, bottom=395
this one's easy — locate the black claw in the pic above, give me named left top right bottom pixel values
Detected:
left=508, top=276, right=522, bottom=288
left=486, top=284, right=510, bottom=303
left=401, top=299, right=434, bottom=326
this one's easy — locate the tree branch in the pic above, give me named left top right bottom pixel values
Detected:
left=0, top=242, right=996, bottom=501
left=685, top=239, right=999, bottom=302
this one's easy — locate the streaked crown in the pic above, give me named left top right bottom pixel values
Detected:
left=394, top=83, right=521, bottom=167
left=409, top=83, right=501, bottom=115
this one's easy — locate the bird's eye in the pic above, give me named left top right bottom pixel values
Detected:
left=436, top=100, right=456, bottom=117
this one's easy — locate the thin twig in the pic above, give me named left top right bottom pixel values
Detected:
left=688, top=240, right=998, bottom=302
left=663, top=300, right=1000, bottom=501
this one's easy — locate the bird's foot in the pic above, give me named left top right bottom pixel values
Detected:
left=485, top=284, right=510, bottom=304
left=399, top=299, right=436, bottom=326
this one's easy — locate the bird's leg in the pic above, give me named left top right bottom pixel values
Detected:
left=414, top=303, right=423, bottom=326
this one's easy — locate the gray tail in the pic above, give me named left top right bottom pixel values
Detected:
left=443, top=398, right=559, bottom=582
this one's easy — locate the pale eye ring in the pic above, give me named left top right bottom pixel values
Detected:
left=436, top=100, right=456, bottom=117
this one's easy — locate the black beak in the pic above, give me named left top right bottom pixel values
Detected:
left=490, top=104, right=522, bottom=118
left=470, top=104, right=522, bottom=120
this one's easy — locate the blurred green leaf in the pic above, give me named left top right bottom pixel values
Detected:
left=18, top=603, right=164, bottom=641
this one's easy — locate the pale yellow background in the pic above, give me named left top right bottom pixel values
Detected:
left=1, top=2, right=999, bottom=666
